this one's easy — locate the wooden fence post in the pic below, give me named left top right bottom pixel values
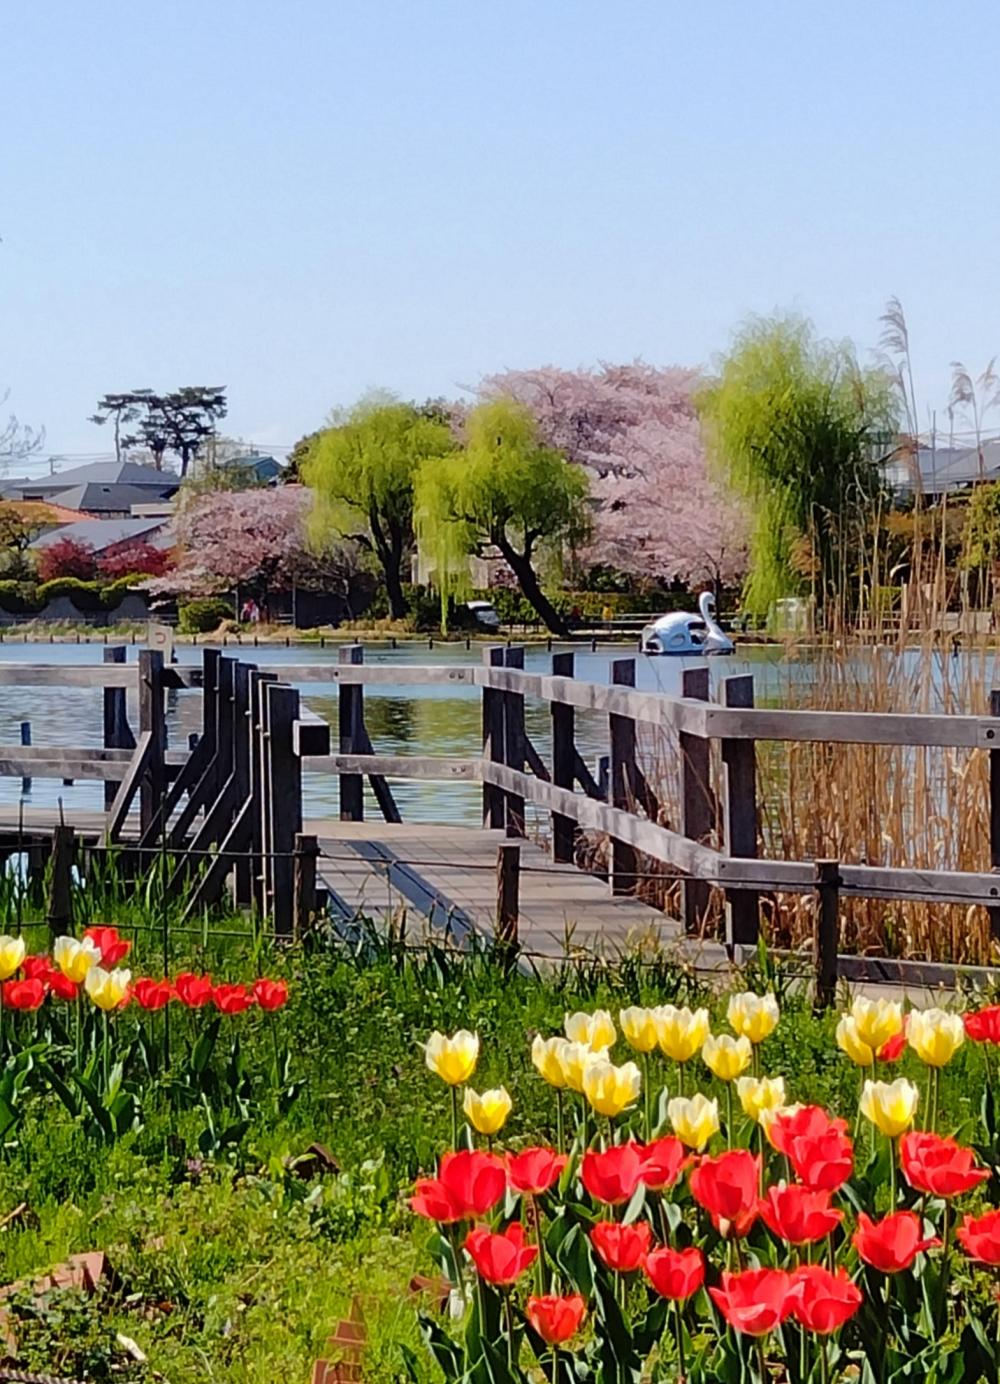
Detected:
left=496, top=841, right=520, bottom=960
left=989, top=689, right=1000, bottom=941
left=138, top=649, right=165, bottom=841
left=19, top=721, right=30, bottom=797
left=233, top=661, right=254, bottom=906
left=680, top=667, right=712, bottom=932
left=339, top=645, right=364, bottom=822
left=551, top=651, right=577, bottom=863
left=47, top=824, right=75, bottom=940
left=266, top=682, right=302, bottom=938
left=609, top=657, right=637, bottom=895
left=293, top=832, right=320, bottom=937
left=721, top=674, right=759, bottom=956
left=482, top=647, right=505, bottom=829
left=503, top=646, right=526, bottom=838
left=813, top=859, right=840, bottom=1008
left=103, top=645, right=134, bottom=810
left=250, top=668, right=278, bottom=915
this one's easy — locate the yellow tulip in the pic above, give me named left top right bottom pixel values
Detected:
left=702, top=1033, right=753, bottom=1082
left=736, top=1075, right=786, bottom=1123
left=84, top=966, right=131, bottom=1012
left=654, top=1005, right=710, bottom=1063
left=836, top=1015, right=875, bottom=1067
left=0, top=935, right=25, bottom=981
left=760, top=1102, right=804, bottom=1149
left=667, top=1093, right=720, bottom=1150
left=423, top=1029, right=480, bottom=1086
left=619, top=1006, right=659, bottom=1054
left=727, top=991, right=780, bottom=1044
left=860, top=1078, right=920, bottom=1137
left=559, top=1040, right=601, bottom=1094
left=564, top=1009, right=616, bottom=1051
left=907, top=1008, right=965, bottom=1068
left=53, top=935, right=101, bottom=985
left=850, top=997, right=903, bottom=1052
left=582, top=1057, right=641, bottom=1117
left=531, top=1034, right=569, bottom=1088
left=463, top=1086, right=512, bottom=1136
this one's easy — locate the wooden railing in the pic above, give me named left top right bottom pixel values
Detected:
left=0, top=644, right=999, bottom=981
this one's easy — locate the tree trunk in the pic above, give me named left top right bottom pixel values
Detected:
left=383, top=558, right=408, bottom=620
left=495, top=536, right=568, bottom=635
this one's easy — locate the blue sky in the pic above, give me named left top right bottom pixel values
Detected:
left=3, top=0, right=998, bottom=461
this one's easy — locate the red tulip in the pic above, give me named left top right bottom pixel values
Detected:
left=133, top=978, right=173, bottom=1012
left=84, top=925, right=132, bottom=968
left=964, top=1005, right=1000, bottom=1044
left=644, top=1246, right=705, bottom=1301
left=47, top=970, right=79, bottom=1002
left=709, top=1268, right=794, bottom=1335
left=410, top=1150, right=506, bottom=1223
left=465, top=1222, right=538, bottom=1285
left=589, top=1219, right=652, bottom=1273
left=2, top=978, right=45, bottom=1011
left=852, top=1211, right=940, bottom=1273
left=580, top=1142, right=645, bottom=1205
left=790, top=1265, right=863, bottom=1334
left=526, top=1293, right=586, bottom=1345
left=759, top=1184, right=843, bottom=1245
left=21, top=954, right=51, bottom=981
left=252, top=978, right=289, bottom=1011
left=957, top=1208, right=1000, bottom=1265
left=507, top=1147, right=567, bottom=1196
left=689, top=1149, right=760, bottom=1237
left=770, top=1106, right=849, bottom=1155
left=771, top=1107, right=854, bottom=1192
left=900, top=1131, right=990, bottom=1198
left=641, top=1136, right=691, bottom=1190
left=174, top=972, right=214, bottom=1008
left=877, top=1029, right=907, bottom=1062
left=213, top=983, right=255, bottom=1015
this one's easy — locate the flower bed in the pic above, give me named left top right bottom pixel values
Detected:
left=406, top=995, right=1000, bottom=1382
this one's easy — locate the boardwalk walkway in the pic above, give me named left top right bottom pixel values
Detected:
left=312, top=821, right=679, bottom=957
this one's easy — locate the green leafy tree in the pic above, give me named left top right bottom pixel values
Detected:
left=302, top=396, right=455, bottom=620
left=699, top=315, right=898, bottom=618
left=415, top=397, right=589, bottom=634
left=962, top=482, right=1000, bottom=606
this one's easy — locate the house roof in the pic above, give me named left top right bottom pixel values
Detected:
left=0, top=499, right=93, bottom=526
left=214, top=452, right=283, bottom=482
left=49, top=482, right=171, bottom=513
left=885, top=439, right=1000, bottom=494
left=30, top=516, right=169, bottom=554
left=4, top=459, right=180, bottom=498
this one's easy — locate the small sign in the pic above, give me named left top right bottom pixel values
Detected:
left=147, top=622, right=175, bottom=662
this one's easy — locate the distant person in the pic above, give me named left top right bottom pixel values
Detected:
left=241, top=598, right=260, bottom=625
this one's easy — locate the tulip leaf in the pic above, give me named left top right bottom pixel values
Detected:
left=621, top=1181, right=646, bottom=1225
left=191, top=1016, right=221, bottom=1075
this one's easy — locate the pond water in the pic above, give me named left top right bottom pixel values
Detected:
left=0, top=639, right=979, bottom=825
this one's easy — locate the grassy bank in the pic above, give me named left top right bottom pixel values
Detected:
left=0, top=916, right=996, bottom=1381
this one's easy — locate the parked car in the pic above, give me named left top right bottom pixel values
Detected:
left=466, top=599, right=501, bottom=630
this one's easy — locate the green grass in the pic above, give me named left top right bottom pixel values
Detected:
left=0, top=919, right=995, bottom=1381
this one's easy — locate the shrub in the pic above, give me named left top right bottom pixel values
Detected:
left=98, top=541, right=172, bottom=580
left=178, top=597, right=233, bottom=633
left=0, top=580, right=42, bottom=613
left=36, top=537, right=98, bottom=582
left=37, top=577, right=106, bottom=611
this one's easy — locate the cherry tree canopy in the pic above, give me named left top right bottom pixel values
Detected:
left=480, top=363, right=746, bottom=588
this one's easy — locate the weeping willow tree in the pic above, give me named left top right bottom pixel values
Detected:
left=699, top=316, right=899, bottom=620
left=302, top=395, right=456, bottom=619
left=415, top=398, right=590, bottom=634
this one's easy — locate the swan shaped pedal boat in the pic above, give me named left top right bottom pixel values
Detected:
left=640, top=592, right=735, bottom=656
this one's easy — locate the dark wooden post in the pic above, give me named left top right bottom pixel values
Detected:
left=503, top=646, right=526, bottom=838
left=609, top=657, right=637, bottom=895
left=482, top=647, right=505, bottom=829
left=989, top=689, right=1000, bottom=941
left=813, top=859, right=840, bottom=1009
left=496, top=841, right=520, bottom=958
left=721, top=674, right=759, bottom=956
left=103, top=646, right=134, bottom=810
left=250, top=668, right=278, bottom=915
left=338, top=644, right=364, bottom=822
left=47, top=824, right=75, bottom=940
left=19, top=721, right=30, bottom=797
left=551, top=651, right=577, bottom=863
left=232, top=661, right=254, bottom=906
left=266, top=682, right=302, bottom=938
left=680, top=667, right=712, bottom=932
left=138, top=649, right=165, bottom=841
left=293, top=832, right=320, bottom=937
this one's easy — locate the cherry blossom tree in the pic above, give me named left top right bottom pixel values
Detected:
left=149, top=485, right=362, bottom=609
left=479, top=363, right=746, bottom=589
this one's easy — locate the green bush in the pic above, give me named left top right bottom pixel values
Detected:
left=178, top=596, right=233, bottom=633
left=0, top=579, right=42, bottom=613
left=37, top=577, right=106, bottom=611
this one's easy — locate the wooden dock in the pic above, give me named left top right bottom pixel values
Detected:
left=313, top=821, right=676, bottom=956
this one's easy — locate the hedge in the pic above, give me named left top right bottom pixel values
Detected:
left=178, top=598, right=233, bottom=634
left=0, top=575, right=151, bottom=615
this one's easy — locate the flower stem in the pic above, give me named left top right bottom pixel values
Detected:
left=556, top=1088, right=565, bottom=1154
left=101, top=1009, right=109, bottom=1094
left=674, top=1299, right=686, bottom=1381
left=888, top=1136, right=897, bottom=1208
left=819, top=1335, right=830, bottom=1384
left=642, top=1052, right=652, bottom=1141
left=726, top=1083, right=734, bottom=1149
left=551, top=1345, right=559, bottom=1384
left=450, top=1084, right=459, bottom=1150
left=755, top=1335, right=767, bottom=1383
left=504, top=1289, right=514, bottom=1374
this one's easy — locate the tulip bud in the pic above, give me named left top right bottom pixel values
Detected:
left=907, top=1008, right=965, bottom=1068
left=727, top=991, right=780, bottom=1044
left=84, top=965, right=131, bottom=1012
left=53, top=935, right=102, bottom=985
left=667, top=1092, right=720, bottom=1150
left=582, top=1057, right=641, bottom=1118
left=463, top=1085, right=512, bottom=1136
left=860, top=1078, right=920, bottom=1138
left=836, top=1015, right=875, bottom=1067
left=423, top=1029, right=480, bottom=1086
left=736, top=1075, right=786, bottom=1123
left=654, top=1005, right=710, bottom=1063
left=0, top=935, right=25, bottom=982
left=564, top=1009, right=616, bottom=1051
left=850, top=997, right=903, bottom=1051
left=619, top=1006, right=659, bottom=1053
left=531, top=1034, right=569, bottom=1088
left=702, top=1033, right=753, bottom=1082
